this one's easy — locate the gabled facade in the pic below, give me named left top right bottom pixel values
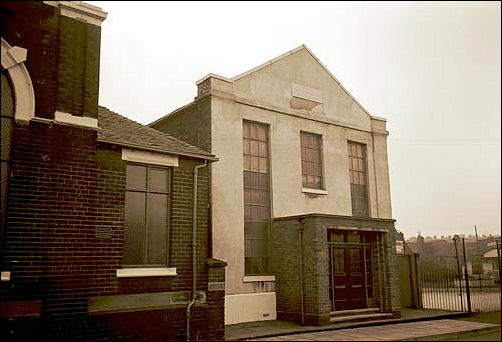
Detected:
left=150, top=45, right=400, bottom=325
left=1, top=2, right=224, bottom=340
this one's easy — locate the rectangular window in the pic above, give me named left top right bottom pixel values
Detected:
left=124, top=163, right=170, bottom=267
left=243, top=120, right=270, bottom=275
left=301, top=132, right=323, bottom=189
left=348, top=141, right=369, bottom=217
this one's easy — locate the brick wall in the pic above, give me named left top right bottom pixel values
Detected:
left=0, top=1, right=101, bottom=119
left=149, top=96, right=212, bottom=153
left=1, top=124, right=224, bottom=340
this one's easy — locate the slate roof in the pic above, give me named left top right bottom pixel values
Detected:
left=97, top=106, right=216, bottom=161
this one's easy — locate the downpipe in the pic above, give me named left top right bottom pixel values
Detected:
left=298, top=218, right=305, bottom=325
left=186, top=160, right=207, bottom=341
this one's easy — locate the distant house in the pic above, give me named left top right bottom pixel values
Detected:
left=150, top=45, right=400, bottom=325
left=1, top=1, right=224, bottom=340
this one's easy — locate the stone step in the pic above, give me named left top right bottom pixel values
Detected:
left=331, top=307, right=380, bottom=317
left=330, top=312, right=393, bottom=324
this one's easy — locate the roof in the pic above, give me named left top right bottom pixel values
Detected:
left=97, top=106, right=217, bottom=161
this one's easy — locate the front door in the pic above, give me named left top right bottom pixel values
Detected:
left=331, top=246, right=365, bottom=310
left=330, top=231, right=370, bottom=311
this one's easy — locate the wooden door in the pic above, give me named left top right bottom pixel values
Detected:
left=331, top=246, right=366, bottom=310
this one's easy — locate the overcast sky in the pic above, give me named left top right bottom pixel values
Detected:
left=89, top=1, right=501, bottom=239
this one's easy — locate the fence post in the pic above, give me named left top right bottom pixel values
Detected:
left=462, top=238, right=472, bottom=313
left=453, top=236, right=464, bottom=311
left=497, top=240, right=501, bottom=295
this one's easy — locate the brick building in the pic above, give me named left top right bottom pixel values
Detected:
left=150, top=45, right=401, bottom=325
left=1, top=1, right=224, bottom=340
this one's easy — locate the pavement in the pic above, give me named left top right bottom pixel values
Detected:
left=225, top=309, right=499, bottom=341
left=250, top=319, right=499, bottom=341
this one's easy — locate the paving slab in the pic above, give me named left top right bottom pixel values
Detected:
left=247, top=319, right=499, bottom=341
left=226, top=309, right=468, bottom=341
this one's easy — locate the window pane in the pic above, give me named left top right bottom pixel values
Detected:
left=333, top=248, right=345, bottom=275
left=257, top=125, right=266, bottom=141
left=250, top=124, right=257, bottom=139
left=126, top=164, right=146, bottom=190
left=251, top=156, right=259, bottom=172
left=347, top=232, right=361, bottom=243
left=259, top=173, right=269, bottom=189
left=243, top=155, right=251, bottom=170
left=259, top=157, right=268, bottom=173
left=259, top=142, right=267, bottom=157
left=245, top=222, right=268, bottom=239
left=147, top=193, right=167, bottom=265
left=148, top=167, right=168, bottom=193
left=243, top=123, right=250, bottom=139
left=252, top=239, right=267, bottom=256
left=243, top=140, right=250, bottom=155
left=124, top=191, right=146, bottom=265
left=250, top=140, right=259, bottom=155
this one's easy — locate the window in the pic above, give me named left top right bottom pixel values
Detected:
left=301, top=132, right=323, bottom=189
left=1, top=69, right=15, bottom=232
left=243, top=120, right=270, bottom=275
left=348, top=142, right=369, bottom=217
left=124, top=163, right=170, bottom=267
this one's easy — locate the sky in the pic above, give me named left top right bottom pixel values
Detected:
left=88, top=1, right=501, bottom=239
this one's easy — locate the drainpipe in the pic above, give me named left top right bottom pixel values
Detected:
left=298, top=218, right=305, bottom=325
left=186, top=160, right=208, bottom=341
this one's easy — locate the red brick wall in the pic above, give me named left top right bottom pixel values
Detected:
left=1, top=124, right=224, bottom=340
left=0, top=1, right=101, bottom=119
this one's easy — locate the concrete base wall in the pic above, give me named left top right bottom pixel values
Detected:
left=225, top=292, right=276, bottom=325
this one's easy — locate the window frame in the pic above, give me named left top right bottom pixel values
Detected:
left=123, top=162, right=172, bottom=268
left=347, top=141, right=370, bottom=217
left=300, top=131, right=325, bottom=190
left=242, top=119, right=272, bottom=276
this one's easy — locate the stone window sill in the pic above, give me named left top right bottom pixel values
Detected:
left=302, top=187, right=328, bottom=195
left=243, top=275, right=276, bottom=283
left=116, top=267, right=177, bottom=278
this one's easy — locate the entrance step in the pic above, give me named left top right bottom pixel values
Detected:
left=330, top=308, right=392, bottom=324
left=331, top=307, right=380, bottom=317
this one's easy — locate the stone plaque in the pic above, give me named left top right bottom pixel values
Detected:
left=292, top=83, right=323, bottom=103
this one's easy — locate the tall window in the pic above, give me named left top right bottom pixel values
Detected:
left=300, top=132, right=323, bottom=189
left=243, top=120, right=270, bottom=275
left=124, top=163, right=170, bottom=267
left=1, top=70, right=15, bottom=237
left=348, top=142, right=369, bottom=217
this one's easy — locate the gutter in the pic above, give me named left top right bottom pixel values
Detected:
left=186, top=160, right=208, bottom=341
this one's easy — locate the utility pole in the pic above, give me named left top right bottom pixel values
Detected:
left=474, top=225, right=479, bottom=242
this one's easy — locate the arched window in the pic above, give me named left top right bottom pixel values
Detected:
left=1, top=37, right=35, bottom=242
left=1, top=68, right=15, bottom=239
left=1, top=38, right=35, bottom=123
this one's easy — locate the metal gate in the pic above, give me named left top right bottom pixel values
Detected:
left=417, top=237, right=501, bottom=313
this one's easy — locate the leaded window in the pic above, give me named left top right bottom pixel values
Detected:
left=124, top=163, right=170, bottom=267
left=348, top=142, right=369, bottom=217
left=243, top=120, right=270, bottom=275
left=1, top=69, right=15, bottom=235
left=301, top=132, right=323, bottom=189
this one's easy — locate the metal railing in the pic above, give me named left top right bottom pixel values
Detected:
left=417, top=238, right=501, bottom=313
